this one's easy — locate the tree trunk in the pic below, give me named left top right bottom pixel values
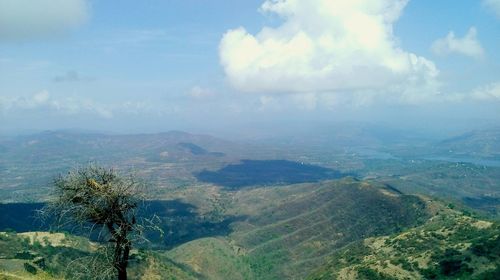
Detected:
left=113, top=224, right=130, bottom=280
left=117, top=266, right=127, bottom=280
left=117, top=241, right=131, bottom=280
left=115, top=241, right=126, bottom=280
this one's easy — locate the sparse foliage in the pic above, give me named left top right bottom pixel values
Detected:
left=43, top=164, right=146, bottom=280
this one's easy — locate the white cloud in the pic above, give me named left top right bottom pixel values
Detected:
left=483, top=0, right=500, bottom=18
left=189, top=86, right=215, bottom=99
left=0, top=91, right=189, bottom=119
left=0, top=91, right=113, bottom=118
left=0, top=0, right=89, bottom=41
left=219, top=0, right=438, bottom=98
left=431, top=27, right=485, bottom=59
left=472, top=82, right=500, bottom=101
left=0, top=90, right=52, bottom=110
left=32, top=90, right=50, bottom=104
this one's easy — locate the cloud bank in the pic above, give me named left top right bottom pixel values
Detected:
left=472, top=82, right=500, bottom=101
left=219, top=0, right=438, bottom=98
left=0, top=0, right=89, bottom=41
left=0, top=91, right=113, bottom=118
left=431, top=27, right=485, bottom=59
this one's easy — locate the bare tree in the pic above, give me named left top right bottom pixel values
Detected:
left=44, top=164, right=145, bottom=280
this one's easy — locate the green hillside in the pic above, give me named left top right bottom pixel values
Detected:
left=1, top=178, right=499, bottom=279
left=360, top=160, right=500, bottom=217
left=225, top=179, right=430, bottom=279
left=154, top=179, right=432, bottom=279
left=0, top=231, right=94, bottom=279
left=0, top=231, right=198, bottom=280
left=307, top=203, right=500, bottom=280
left=165, top=237, right=252, bottom=279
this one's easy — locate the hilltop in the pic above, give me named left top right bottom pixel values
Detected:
left=308, top=203, right=500, bottom=279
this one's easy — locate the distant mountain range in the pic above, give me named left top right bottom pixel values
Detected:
left=0, top=130, right=240, bottom=202
left=435, top=129, right=500, bottom=159
left=1, top=127, right=500, bottom=204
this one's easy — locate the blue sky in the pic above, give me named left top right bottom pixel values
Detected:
left=1, top=0, right=499, bottom=136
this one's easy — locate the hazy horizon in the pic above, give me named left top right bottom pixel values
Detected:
left=1, top=0, right=500, bottom=138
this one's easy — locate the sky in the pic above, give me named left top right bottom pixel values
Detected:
left=1, top=0, right=500, bottom=137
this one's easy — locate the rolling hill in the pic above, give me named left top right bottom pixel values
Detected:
left=435, top=129, right=500, bottom=159
left=1, top=128, right=500, bottom=278
left=1, top=178, right=498, bottom=279
left=307, top=204, right=500, bottom=279
left=0, top=130, right=239, bottom=202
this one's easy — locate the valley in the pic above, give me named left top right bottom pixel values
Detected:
left=1, top=128, right=499, bottom=279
